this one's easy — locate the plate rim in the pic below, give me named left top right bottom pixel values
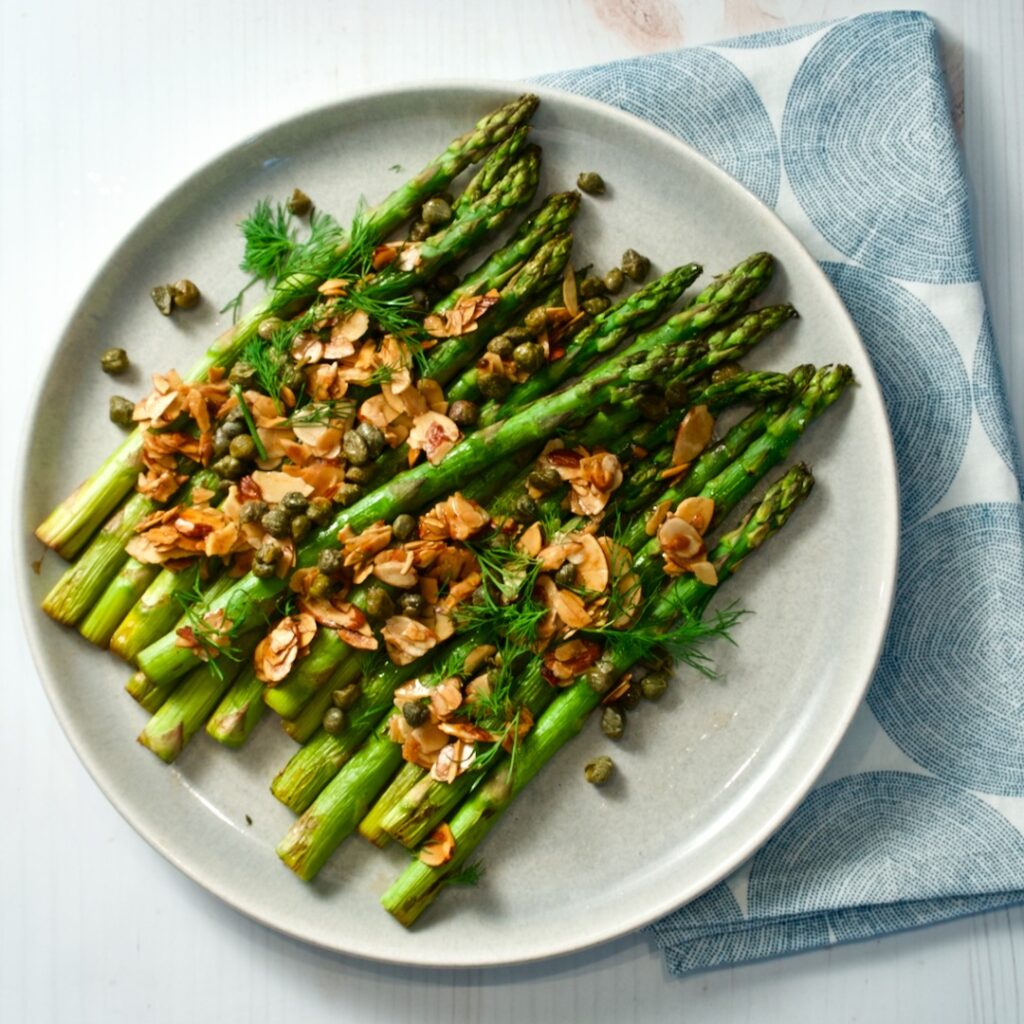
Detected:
left=14, top=78, right=900, bottom=968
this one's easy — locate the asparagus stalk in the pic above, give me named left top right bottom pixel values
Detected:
left=280, top=660, right=363, bottom=745
left=358, top=762, right=424, bottom=846
left=35, top=95, right=540, bottom=560
left=78, top=557, right=158, bottom=645
left=204, top=664, right=268, bottom=748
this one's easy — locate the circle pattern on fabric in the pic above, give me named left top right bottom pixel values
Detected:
left=782, top=14, right=977, bottom=283
left=973, top=312, right=1023, bottom=491
left=539, top=49, right=780, bottom=207
left=869, top=503, right=1024, bottom=795
left=748, top=772, right=1024, bottom=917
left=824, top=262, right=970, bottom=525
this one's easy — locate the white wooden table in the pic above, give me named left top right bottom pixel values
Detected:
left=2, top=2, right=1021, bottom=1021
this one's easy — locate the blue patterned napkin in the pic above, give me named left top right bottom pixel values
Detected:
left=538, top=10, right=1024, bottom=974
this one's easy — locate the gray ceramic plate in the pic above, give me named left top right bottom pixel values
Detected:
left=16, top=83, right=898, bottom=967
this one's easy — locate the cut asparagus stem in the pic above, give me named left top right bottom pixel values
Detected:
left=78, top=557, right=157, bottom=646
left=35, top=94, right=540, bottom=559
left=280, top=660, right=361, bottom=745
left=379, top=464, right=816, bottom=925
left=357, top=761, right=424, bottom=846
left=205, top=666, right=267, bottom=748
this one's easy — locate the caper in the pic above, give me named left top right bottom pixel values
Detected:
left=287, top=188, right=312, bottom=216
left=555, top=562, right=577, bottom=588
left=584, top=755, right=614, bottom=785
left=447, top=399, right=479, bottom=427
left=579, top=275, right=606, bottom=300
left=505, top=326, right=532, bottom=345
left=402, top=701, right=429, bottom=727
left=307, top=571, right=333, bottom=599
left=409, top=287, right=431, bottom=311
left=240, top=499, right=269, bottom=524
left=603, top=267, right=625, bottom=294
left=365, top=584, right=395, bottom=621
left=584, top=666, right=615, bottom=696
left=392, top=513, right=416, bottom=542
left=639, top=394, right=668, bottom=421
left=100, top=347, right=129, bottom=375
left=434, top=270, right=460, bottom=293
left=306, top=496, right=332, bottom=526
left=334, top=483, right=363, bottom=507
left=171, top=279, right=200, bottom=310
left=279, top=491, right=309, bottom=514
left=711, top=362, right=742, bottom=384
left=323, top=707, right=346, bottom=735
left=261, top=508, right=292, bottom=539
left=343, top=429, right=370, bottom=466
left=620, top=682, right=643, bottom=711
left=408, top=220, right=432, bottom=242
left=225, top=404, right=247, bottom=423
left=582, top=296, right=611, bottom=316
left=332, top=683, right=362, bottom=710
left=640, top=671, right=669, bottom=701
left=280, top=363, right=305, bottom=392
left=664, top=379, right=690, bottom=408
left=228, top=434, right=257, bottom=461
left=220, top=419, right=246, bottom=441
left=109, top=395, right=135, bottom=428
left=355, top=420, right=386, bottom=459
left=317, top=548, right=344, bottom=575
left=256, top=541, right=280, bottom=565
left=524, top=307, right=549, bottom=335
left=150, top=284, right=175, bottom=316
left=399, top=592, right=426, bottom=618
left=421, top=196, right=452, bottom=226
left=511, top=493, right=538, bottom=525
left=621, top=248, right=651, bottom=282
left=577, top=171, right=606, bottom=195
left=290, top=514, right=312, bottom=542
left=527, top=465, right=562, bottom=494
left=212, top=455, right=245, bottom=480
left=257, top=318, right=284, bottom=342
left=479, top=373, right=513, bottom=401
left=228, top=360, right=258, bottom=388
left=601, top=705, right=625, bottom=740
left=345, top=464, right=376, bottom=485
left=512, top=341, right=545, bottom=374
left=252, top=559, right=277, bottom=579
left=487, top=334, right=515, bottom=359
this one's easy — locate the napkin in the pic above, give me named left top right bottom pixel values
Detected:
left=538, top=10, right=1024, bottom=974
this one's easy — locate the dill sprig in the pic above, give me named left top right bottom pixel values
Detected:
left=240, top=200, right=296, bottom=280
left=230, top=384, right=268, bottom=461
left=172, top=579, right=263, bottom=681
left=458, top=541, right=547, bottom=645
left=283, top=398, right=355, bottom=428
left=443, top=861, right=485, bottom=887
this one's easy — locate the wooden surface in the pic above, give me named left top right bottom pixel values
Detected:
left=2, top=1, right=1021, bottom=1021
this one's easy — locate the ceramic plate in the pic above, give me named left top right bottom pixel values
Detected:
left=16, top=83, right=898, bottom=967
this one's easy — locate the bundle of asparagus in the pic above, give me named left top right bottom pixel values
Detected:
left=34, top=94, right=855, bottom=927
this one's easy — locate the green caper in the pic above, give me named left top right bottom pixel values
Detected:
left=487, top=333, right=515, bottom=360
left=640, top=671, right=669, bottom=701
left=345, top=464, right=376, bottom=485
left=579, top=275, right=606, bottom=300
left=287, top=188, right=312, bottom=216
left=408, top=220, right=432, bottom=242
left=228, top=360, right=258, bottom=388
left=447, top=399, right=479, bottom=427
left=524, top=307, right=549, bottom=335
left=256, top=541, right=280, bottom=565
left=392, top=513, right=416, bottom=542
left=334, top=483, right=363, bottom=507
left=479, top=373, right=513, bottom=401
left=584, top=755, right=614, bottom=785
left=257, top=317, right=284, bottom=342
left=252, top=559, right=277, bottom=579
left=577, top=171, right=606, bottom=195
left=409, top=287, right=431, bottom=311
left=323, top=707, right=346, bottom=735
left=512, top=341, right=545, bottom=374
left=109, top=395, right=135, bottom=428
left=280, top=491, right=309, bottom=514
left=220, top=419, right=246, bottom=440
left=402, top=701, right=429, bottom=727
left=620, top=682, right=643, bottom=711
left=100, top=347, right=129, bottom=375
left=150, top=284, right=174, bottom=316
left=399, top=592, right=426, bottom=618
left=280, top=362, right=305, bottom=392
left=511, top=493, right=538, bottom=524
left=343, top=429, right=370, bottom=466
left=290, top=514, right=312, bottom=542
left=711, top=362, right=742, bottom=384
left=584, top=666, right=615, bottom=696
left=621, top=249, right=651, bottom=282
left=603, top=267, right=625, bottom=294
left=526, top=465, right=562, bottom=494
left=365, top=584, right=395, bottom=621
left=212, top=455, right=245, bottom=480
left=555, top=562, right=577, bottom=588
left=582, top=296, right=611, bottom=316
left=228, top=434, right=257, bottom=461
left=317, top=548, right=344, bottom=575
left=171, top=279, right=200, bottom=310
left=421, top=196, right=452, bottom=226
left=505, top=326, right=532, bottom=345
left=434, top=270, right=460, bottom=293
left=306, top=496, right=333, bottom=526
left=332, top=683, right=362, bottom=710
left=225, top=404, right=247, bottom=423
left=307, top=571, right=333, bottom=599
left=355, top=420, right=386, bottom=459
left=601, top=705, right=625, bottom=740
left=261, top=508, right=292, bottom=539
left=240, top=499, right=269, bottom=524
left=211, top=434, right=229, bottom=460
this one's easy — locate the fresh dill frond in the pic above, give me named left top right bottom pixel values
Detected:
left=351, top=701, right=397, bottom=733
left=172, top=578, right=259, bottom=680
left=458, top=542, right=547, bottom=647
left=443, top=861, right=485, bottom=887
left=283, top=398, right=355, bottom=428
left=240, top=200, right=296, bottom=281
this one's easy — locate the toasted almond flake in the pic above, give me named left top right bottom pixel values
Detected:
left=372, top=559, right=419, bottom=589
left=675, top=496, right=715, bottom=534
left=387, top=714, right=411, bottom=743
left=381, top=615, right=439, bottom=666
left=463, top=645, right=497, bottom=676
left=689, top=559, right=719, bottom=586
left=659, top=462, right=690, bottom=480
left=465, top=672, right=493, bottom=704
left=317, top=278, right=350, bottom=296
left=438, top=720, right=496, bottom=743
left=602, top=678, right=632, bottom=705
left=408, top=411, right=461, bottom=466
left=333, top=308, right=369, bottom=344
left=569, top=532, right=609, bottom=593
left=250, top=470, right=315, bottom=505
left=430, top=740, right=476, bottom=783
left=253, top=613, right=317, bottom=684
left=645, top=499, right=672, bottom=537
left=429, top=676, right=463, bottom=719
left=517, top=521, right=543, bottom=558
left=418, top=823, right=456, bottom=865
left=422, top=290, right=499, bottom=339
left=658, top=515, right=705, bottom=561
left=671, top=405, right=714, bottom=467
left=562, top=263, right=579, bottom=317
left=551, top=586, right=591, bottom=630
left=393, top=679, right=435, bottom=705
